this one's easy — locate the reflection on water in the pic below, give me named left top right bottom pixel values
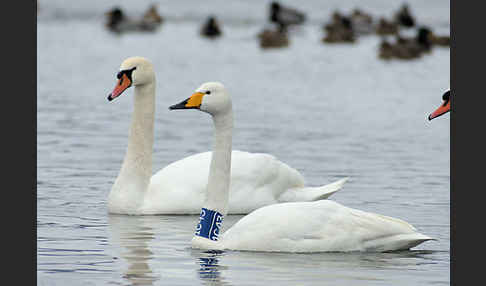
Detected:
left=38, top=0, right=449, bottom=284
left=107, top=214, right=242, bottom=285
left=194, top=250, right=231, bottom=286
left=108, top=215, right=159, bottom=285
left=107, top=214, right=444, bottom=286
left=190, top=245, right=444, bottom=286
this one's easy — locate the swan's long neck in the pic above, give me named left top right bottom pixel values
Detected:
left=192, top=108, right=233, bottom=245
left=121, top=83, right=155, bottom=181
left=110, top=82, right=155, bottom=212
left=204, top=109, right=233, bottom=215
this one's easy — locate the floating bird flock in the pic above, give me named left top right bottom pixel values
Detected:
left=103, top=2, right=449, bottom=60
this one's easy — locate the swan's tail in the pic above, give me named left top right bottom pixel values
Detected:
left=363, top=233, right=435, bottom=252
left=278, top=177, right=349, bottom=202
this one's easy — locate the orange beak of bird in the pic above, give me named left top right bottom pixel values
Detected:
left=107, top=67, right=136, bottom=101
left=108, top=73, right=132, bottom=101
left=428, top=92, right=451, bottom=120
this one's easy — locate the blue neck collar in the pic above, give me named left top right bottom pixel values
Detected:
left=195, top=208, right=224, bottom=241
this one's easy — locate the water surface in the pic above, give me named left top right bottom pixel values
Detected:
left=38, top=1, right=450, bottom=285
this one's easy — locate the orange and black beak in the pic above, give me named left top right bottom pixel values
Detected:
left=107, top=67, right=136, bottom=101
left=428, top=90, right=451, bottom=120
left=169, top=92, right=205, bottom=110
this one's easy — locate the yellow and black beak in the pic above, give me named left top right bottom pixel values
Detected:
left=428, top=91, right=451, bottom=120
left=169, top=92, right=205, bottom=110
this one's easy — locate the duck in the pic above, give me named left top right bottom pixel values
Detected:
left=428, top=90, right=450, bottom=120
left=169, top=81, right=433, bottom=252
left=105, top=7, right=125, bottom=32
left=269, top=1, right=306, bottom=31
left=378, top=37, right=422, bottom=60
left=378, top=40, right=395, bottom=60
left=428, top=32, right=450, bottom=47
left=378, top=27, right=433, bottom=60
left=322, top=11, right=355, bottom=43
left=394, top=4, right=415, bottom=28
left=200, top=16, right=222, bottom=39
left=106, top=57, right=348, bottom=215
left=258, top=25, right=289, bottom=49
left=142, top=4, right=164, bottom=25
left=105, top=5, right=162, bottom=34
left=376, top=17, right=399, bottom=36
left=416, top=26, right=449, bottom=47
left=350, top=8, right=374, bottom=36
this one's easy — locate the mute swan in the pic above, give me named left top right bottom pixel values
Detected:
left=428, top=90, right=450, bottom=120
left=169, top=81, right=433, bottom=252
left=106, top=57, right=347, bottom=215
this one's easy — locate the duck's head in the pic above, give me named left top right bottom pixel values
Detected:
left=108, top=56, right=155, bottom=101
left=271, top=2, right=281, bottom=12
left=416, top=26, right=433, bottom=47
left=428, top=90, right=450, bottom=120
left=169, top=82, right=231, bottom=116
left=208, top=16, right=216, bottom=25
left=270, top=2, right=281, bottom=22
left=106, top=7, right=124, bottom=19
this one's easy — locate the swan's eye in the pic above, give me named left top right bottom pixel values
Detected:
left=442, top=90, right=450, bottom=101
left=205, top=91, right=211, bottom=95
left=116, top=67, right=137, bottom=81
left=442, top=90, right=450, bottom=106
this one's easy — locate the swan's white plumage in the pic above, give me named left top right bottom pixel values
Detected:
left=107, top=57, right=347, bottom=215
left=141, top=150, right=346, bottom=214
left=178, top=81, right=432, bottom=253
left=219, top=200, right=432, bottom=252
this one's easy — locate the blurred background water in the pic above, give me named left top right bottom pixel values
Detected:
left=37, top=0, right=450, bottom=285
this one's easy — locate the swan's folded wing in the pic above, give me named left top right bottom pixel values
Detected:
left=221, top=200, right=432, bottom=252
left=225, top=151, right=306, bottom=213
